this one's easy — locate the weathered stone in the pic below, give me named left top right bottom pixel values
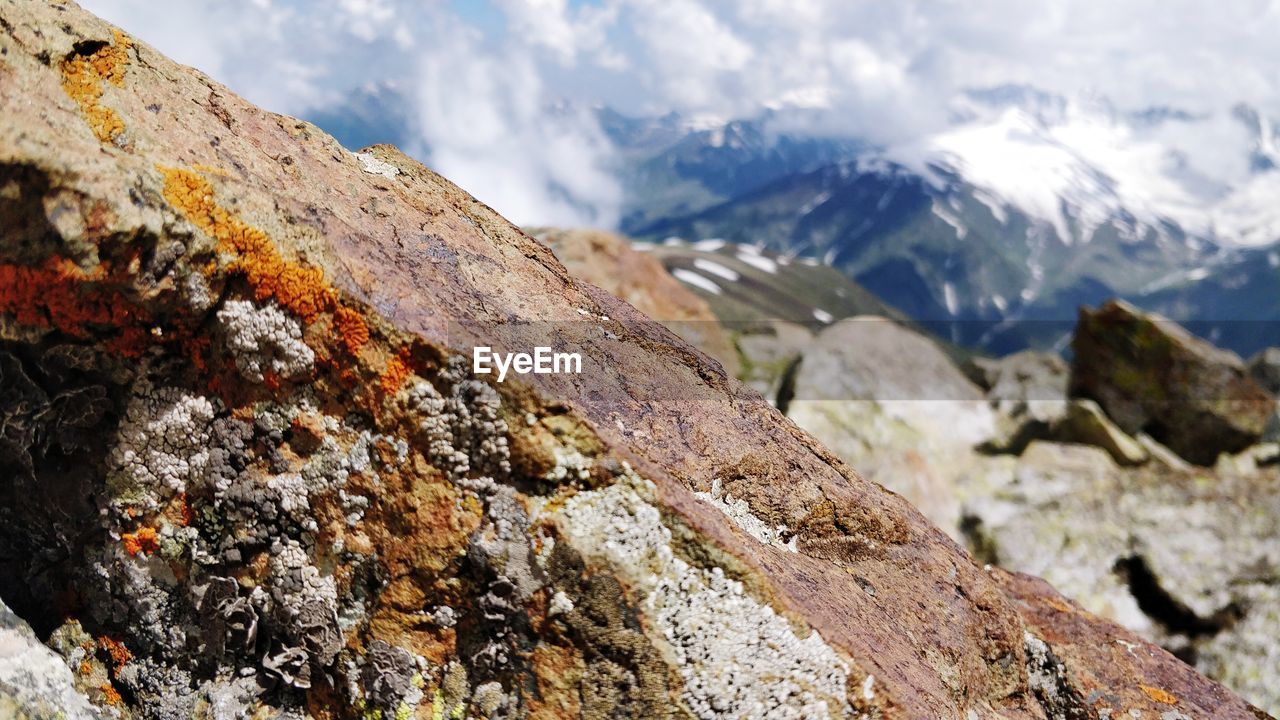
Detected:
left=0, top=3, right=1268, bottom=719
left=0, top=600, right=103, bottom=720
left=1051, top=398, right=1149, bottom=466
left=1248, top=346, right=1280, bottom=395
left=1070, top=300, right=1275, bottom=465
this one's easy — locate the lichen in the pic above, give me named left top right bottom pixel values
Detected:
left=694, top=477, right=797, bottom=552
left=215, top=299, right=315, bottom=383
left=59, top=30, right=133, bottom=144
left=554, top=471, right=851, bottom=719
left=108, top=381, right=217, bottom=501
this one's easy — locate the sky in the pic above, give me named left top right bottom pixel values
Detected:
left=81, top=0, right=1280, bottom=229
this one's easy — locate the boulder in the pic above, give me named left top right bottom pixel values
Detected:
left=1248, top=346, right=1280, bottom=395
left=1070, top=300, right=1275, bottom=465
left=1, top=600, right=102, bottom=720
left=1051, top=399, right=1149, bottom=466
left=0, top=3, right=1267, bottom=718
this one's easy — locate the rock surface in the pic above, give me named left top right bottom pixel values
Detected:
left=1070, top=300, right=1275, bottom=465
left=788, top=318, right=999, bottom=532
left=531, top=227, right=740, bottom=376
left=0, top=3, right=1269, bottom=719
left=1, top=600, right=103, bottom=720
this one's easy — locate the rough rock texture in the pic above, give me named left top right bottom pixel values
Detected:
left=1070, top=300, right=1275, bottom=465
left=531, top=227, right=740, bottom=376
left=0, top=3, right=1269, bottom=719
left=788, top=318, right=998, bottom=531
left=1, top=599, right=103, bottom=720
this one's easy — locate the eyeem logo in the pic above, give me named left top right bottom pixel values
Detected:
left=473, top=346, right=582, bottom=382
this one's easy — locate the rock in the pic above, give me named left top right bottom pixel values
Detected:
left=963, top=440, right=1280, bottom=714
left=1136, top=432, right=1195, bottom=472
left=1070, top=300, right=1276, bottom=465
left=533, top=227, right=740, bottom=376
left=734, top=320, right=812, bottom=405
left=0, top=600, right=103, bottom=720
left=0, top=3, right=1266, bottom=718
left=788, top=318, right=998, bottom=533
left=1248, top=346, right=1280, bottom=395
left=1051, top=398, right=1149, bottom=466
left=968, top=350, right=1070, bottom=420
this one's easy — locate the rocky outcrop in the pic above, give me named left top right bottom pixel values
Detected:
left=781, top=317, right=1280, bottom=715
left=0, top=3, right=1268, bottom=719
left=1070, top=300, right=1275, bottom=465
left=966, top=441, right=1280, bottom=713
left=531, top=228, right=740, bottom=376
left=1, top=600, right=103, bottom=720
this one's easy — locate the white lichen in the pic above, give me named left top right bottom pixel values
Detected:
left=354, top=152, right=401, bottom=180
left=547, top=591, right=574, bottom=617
left=694, top=478, right=797, bottom=553
left=400, top=372, right=510, bottom=482
left=216, top=299, right=315, bottom=383
left=555, top=471, right=850, bottom=719
left=269, top=539, right=338, bottom=615
left=110, top=383, right=217, bottom=500
left=545, top=447, right=592, bottom=483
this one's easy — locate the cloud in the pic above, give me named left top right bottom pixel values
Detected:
left=80, top=0, right=1280, bottom=228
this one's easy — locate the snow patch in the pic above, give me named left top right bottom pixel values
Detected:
left=672, top=268, right=723, bottom=295
left=692, top=258, right=740, bottom=282
left=737, top=252, right=779, bottom=274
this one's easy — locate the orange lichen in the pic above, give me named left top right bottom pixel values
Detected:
left=100, top=683, right=124, bottom=706
left=379, top=350, right=412, bottom=396
left=97, top=635, right=132, bottom=669
left=0, top=258, right=151, bottom=355
left=78, top=660, right=94, bottom=676
left=333, top=304, right=370, bottom=356
left=158, top=166, right=337, bottom=323
left=1140, top=685, right=1177, bottom=705
left=59, top=30, right=132, bottom=143
left=121, top=526, right=160, bottom=556
left=175, top=493, right=194, bottom=527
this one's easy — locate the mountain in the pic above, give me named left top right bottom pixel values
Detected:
left=599, top=109, right=863, bottom=234
left=621, top=88, right=1280, bottom=356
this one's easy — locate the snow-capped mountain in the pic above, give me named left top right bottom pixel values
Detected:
left=904, top=86, right=1280, bottom=249
left=623, top=88, right=1280, bottom=354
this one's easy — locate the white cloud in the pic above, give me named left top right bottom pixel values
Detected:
left=79, top=0, right=1280, bottom=229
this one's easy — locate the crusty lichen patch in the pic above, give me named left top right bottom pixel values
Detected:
left=553, top=470, right=853, bottom=719
left=59, top=30, right=133, bottom=144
